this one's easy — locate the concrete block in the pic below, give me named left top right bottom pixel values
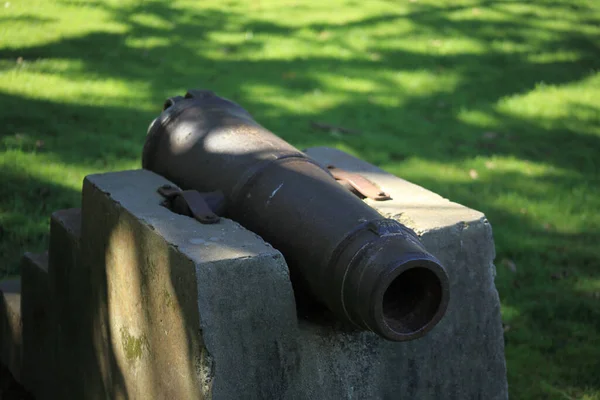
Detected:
left=0, top=278, right=22, bottom=381
left=47, top=208, right=82, bottom=399
left=71, top=169, right=298, bottom=400
left=296, top=147, right=508, bottom=399
left=20, top=251, right=51, bottom=399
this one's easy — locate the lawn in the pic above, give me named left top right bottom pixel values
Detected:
left=1, top=0, right=599, bottom=398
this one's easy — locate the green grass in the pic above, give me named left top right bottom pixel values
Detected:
left=1, top=0, right=599, bottom=398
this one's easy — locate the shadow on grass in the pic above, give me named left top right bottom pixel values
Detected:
left=1, top=0, right=599, bottom=398
left=0, top=15, right=55, bottom=24
left=0, top=169, right=131, bottom=398
left=1, top=1, right=598, bottom=172
left=0, top=164, right=79, bottom=278
left=416, top=172, right=600, bottom=394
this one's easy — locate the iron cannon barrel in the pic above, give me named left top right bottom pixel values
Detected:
left=142, top=89, right=450, bottom=342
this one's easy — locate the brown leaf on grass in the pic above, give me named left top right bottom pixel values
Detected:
left=501, top=259, right=517, bottom=272
left=36, top=187, right=51, bottom=198
left=318, top=31, right=330, bottom=40
left=16, top=56, right=23, bottom=64
left=390, top=152, right=406, bottom=161
left=551, top=270, right=569, bottom=280
left=369, top=52, right=381, bottom=61
left=482, top=131, right=497, bottom=140
left=469, top=169, right=478, bottom=179
left=310, top=121, right=361, bottom=135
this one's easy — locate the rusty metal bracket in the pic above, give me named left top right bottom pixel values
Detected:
left=157, top=184, right=225, bottom=224
left=327, top=165, right=391, bottom=201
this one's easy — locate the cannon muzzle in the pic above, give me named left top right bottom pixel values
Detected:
left=142, top=89, right=450, bottom=341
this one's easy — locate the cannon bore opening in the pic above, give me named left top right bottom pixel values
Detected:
left=382, top=267, right=443, bottom=334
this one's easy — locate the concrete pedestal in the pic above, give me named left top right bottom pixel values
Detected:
left=0, top=147, right=508, bottom=399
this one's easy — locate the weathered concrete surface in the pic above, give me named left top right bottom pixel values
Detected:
left=46, top=169, right=298, bottom=400
left=0, top=278, right=22, bottom=381
left=20, top=252, right=52, bottom=400
left=293, top=147, right=508, bottom=399
left=47, top=208, right=83, bottom=399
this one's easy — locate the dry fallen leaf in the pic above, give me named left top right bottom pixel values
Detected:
left=501, top=259, right=517, bottom=273
left=551, top=270, right=569, bottom=280
left=318, top=31, right=330, bottom=40
left=485, top=160, right=496, bottom=169
left=369, top=52, right=381, bottom=61
left=36, top=187, right=51, bottom=198
left=469, top=169, right=478, bottom=179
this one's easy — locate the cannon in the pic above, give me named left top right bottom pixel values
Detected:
left=141, top=89, right=450, bottom=342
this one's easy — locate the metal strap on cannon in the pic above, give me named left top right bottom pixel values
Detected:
left=326, top=165, right=391, bottom=201
left=157, top=184, right=224, bottom=224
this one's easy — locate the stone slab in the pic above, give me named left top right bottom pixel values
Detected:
left=72, top=169, right=298, bottom=400
left=0, top=278, right=22, bottom=381
left=291, top=147, right=508, bottom=399
left=20, top=251, right=51, bottom=399
left=47, top=208, right=82, bottom=399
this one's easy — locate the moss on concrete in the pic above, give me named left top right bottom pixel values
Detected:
left=163, top=288, right=175, bottom=310
left=120, top=327, right=149, bottom=364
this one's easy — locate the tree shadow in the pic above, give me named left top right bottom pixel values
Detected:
left=0, top=15, right=55, bottom=24
left=414, top=169, right=600, bottom=395
left=0, top=0, right=597, bottom=172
